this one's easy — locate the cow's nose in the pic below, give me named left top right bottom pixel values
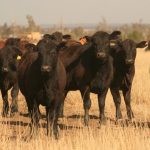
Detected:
left=2, top=67, right=8, bottom=73
left=97, top=52, right=106, bottom=58
left=125, top=59, right=134, bottom=64
left=41, top=65, right=51, bottom=72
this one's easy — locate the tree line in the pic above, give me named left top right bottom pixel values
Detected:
left=0, top=15, right=150, bottom=42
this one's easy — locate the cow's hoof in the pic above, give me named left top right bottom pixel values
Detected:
left=58, top=114, right=64, bottom=118
left=84, top=118, right=89, bottom=126
left=116, top=118, right=124, bottom=123
left=22, top=135, right=33, bottom=142
left=54, top=130, right=59, bottom=140
left=11, top=108, right=18, bottom=113
left=84, top=122, right=89, bottom=127
left=127, top=114, right=134, bottom=121
left=1, top=112, right=8, bottom=118
left=99, top=116, right=107, bottom=125
left=9, top=112, right=19, bottom=118
left=116, top=112, right=123, bottom=120
left=22, top=132, right=38, bottom=142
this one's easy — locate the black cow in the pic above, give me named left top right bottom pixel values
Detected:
left=18, top=39, right=66, bottom=139
left=109, top=39, right=147, bottom=120
left=59, top=31, right=121, bottom=125
left=18, top=38, right=91, bottom=139
left=0, top=45, right=22, bottom=117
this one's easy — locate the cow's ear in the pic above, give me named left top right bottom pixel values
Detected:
left=43, top=34, right=52, bottom=39
left=136, top=41, right=147, bottom=48
left=63, top=34, right=72, bottom=40
left=110, top=31, right=121, bottom=40
left=82, top=36, right=92, bottom=42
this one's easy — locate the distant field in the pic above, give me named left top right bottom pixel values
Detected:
left=0, top=49, right=150, bottom=150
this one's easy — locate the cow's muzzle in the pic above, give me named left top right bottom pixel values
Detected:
left=2, top=67, right=8, bottom=73
left=41, top=65, right=51, bottom=72
left=97, top=52, right=106, bottom=58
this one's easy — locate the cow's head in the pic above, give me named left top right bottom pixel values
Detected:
left=122, top=39, right=147, bottom=64
left=84, top=31, right=121, bottom=59
left=0, top=46, right=22, bottom=73
left=43, top=32, right=63, bottom=45
left=52, top=32, right=63, bottom=43
left=5, top=38, right=21, bottom=47
left=37, top=39, right=58, bottom=73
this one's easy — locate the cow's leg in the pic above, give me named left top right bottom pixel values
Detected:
left=10, top=83, right=19, bottom=116
left=1, top=89, right=9, bottom=117
left=122, top=88, right=134, bottom=120
left=46, top=99, right=60, bottom=139
left=27, top=99, right=40, bottom=139
left=24, top=96, right=40, bottom=118
left=58, top=91, right=67, bottom=118
left=98, top=88, right=108, bottom=124
left=110, top=88, right=122, bottom=120
left=80, top=88, right=91, bottom=126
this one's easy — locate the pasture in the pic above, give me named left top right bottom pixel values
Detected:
left=0, top=49, right=150, bottom=150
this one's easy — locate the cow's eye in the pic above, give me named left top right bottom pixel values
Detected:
left=50, top=51, right=56, bottom=56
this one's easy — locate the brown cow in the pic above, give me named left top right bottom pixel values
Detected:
left=0, top=40, right=5, bottom=49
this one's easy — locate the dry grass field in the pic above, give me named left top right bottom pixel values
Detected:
left=0, top=49, right=150, bottom=150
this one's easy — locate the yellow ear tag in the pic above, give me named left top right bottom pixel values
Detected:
left=17, top=55, right=21, bottom=60
left=110, top=42, right=116, bottom=46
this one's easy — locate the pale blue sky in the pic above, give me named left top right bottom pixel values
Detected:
left=0, top=0, right=150, bottom=25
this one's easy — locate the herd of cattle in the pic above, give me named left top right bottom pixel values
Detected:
left=0, top=31, right=148, bottom=139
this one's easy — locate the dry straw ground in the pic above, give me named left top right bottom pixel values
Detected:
left=0, top=49, right=150, bottom=150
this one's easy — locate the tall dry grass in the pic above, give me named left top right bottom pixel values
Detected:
left=0, top=50, right=150, bottom=150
